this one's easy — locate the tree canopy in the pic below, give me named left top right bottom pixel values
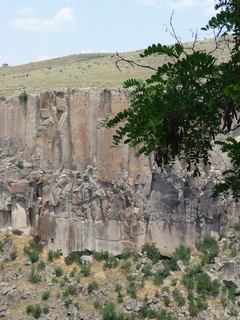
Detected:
left=107, top=0, right=240, bottom=201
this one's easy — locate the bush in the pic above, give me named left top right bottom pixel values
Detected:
left=64, top=298, right=73, bottom=309
left=172, top=244, right=191, bottom=264
left=37, top=260, right=46, bottom=271
left=19, top=90, right=28, bottom=102
left=101, top=302, right=117, bottom=320
left=10, top=251, right=17, bottom=260
left=28, top=251, right=39, bottom=263
left=48, top=249, right=61, bottom=261
left=88, top=281, right=99, bottom=293
left=127, top=282, right=137, bottom=299
left=121, top=261, right=131, bottom=271
left=26, top=304, right=42, bottom=319
left=0, top=238, right=8, bottom=252
left=55, top=267, right=63, bottom=277
left=198, top=235, right=219, bottom=265
left=93, top=300, right=101, bottom=309
left=141, top=243, right=160, bottom=264
left=103, top=256, right=118, bottom=270
left=64, top=251, right=82, bottom=265
left=80, top=264, right=91, bottom=276
left=118, top=248, right=139, bottom=260
left=28, top=268, right=41, bottom=284
left=42, top=291, right=50, bottom=300
left=93, top=250, right=110, bottom=261
left=233, top=221, right=240, bottom=231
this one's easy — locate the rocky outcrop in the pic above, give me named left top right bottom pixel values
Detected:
left=0, top=89, right=238, bottom=256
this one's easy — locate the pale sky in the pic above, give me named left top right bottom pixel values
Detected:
left=0, top=0, right=218, bottom=66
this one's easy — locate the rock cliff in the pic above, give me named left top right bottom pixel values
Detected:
left=0, top=89, right=238, bottom=256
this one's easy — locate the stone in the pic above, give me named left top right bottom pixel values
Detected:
left=0, top=89, right=237, bottom=256
left=176, top=260, right=186, bottom=272
left=151, top=261, right=165, bottom=275
left=80, top=255, right=93, bottom=264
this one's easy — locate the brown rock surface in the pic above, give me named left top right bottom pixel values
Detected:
left=0, top=89, right=238, bottom=255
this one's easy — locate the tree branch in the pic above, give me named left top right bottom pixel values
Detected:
left=115, top=52, right=157, bottom=72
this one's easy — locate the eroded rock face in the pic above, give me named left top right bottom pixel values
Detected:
left=0, top=89, right=238, bottom=256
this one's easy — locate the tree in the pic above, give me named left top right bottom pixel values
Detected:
left=107, top=0, right=240, bottom=200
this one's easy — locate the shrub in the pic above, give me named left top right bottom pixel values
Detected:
left=118, top=248, right=139, bottom=260
left=64, top=251, right=82, bottom=265
left=28, top=268, right=41, bottom=284
left=101, top=302, right=117, bottom=320
left=42, top=291, right=50, bottom=300
left=28, top=251, right=39, bottom=263
left=93, top=250, right=109, bottom=261
left=121, top=261, right=131, bottom=271
left=80, top=264, right=91, bottom=276
left=42, top=304, right=49, bottom=315
left=88, top=281, right=99, bottom=293
left=172, top=288, right=186, bottom=307
left=103, top=256, right=118, bottom=270
left=10, top=251, right=17, bottom=260
left=19, top=91, right=28, bottom=102
left=127, top=282, right=137, bottom=299
left=93, top=300, right=101, bottom=309
left=64, top=298, right=73, bottom=308
left=0, top=238, right=8, bottom=252
left=48, top=249, right=61, bottom=261
left=55, top=267, right=63, bottom=277
left=26, top=304, right=42, bottom=319
left=164, top=297, right=171, bottom=307
left=141, top=243, right=160, bottom=264
left=37, top=260, right=46, bottom=271
left=233, top=221, right=240, bottom=231
left=198, top=235, right=219, bottom=264
left=196, top=273, right=212, bottom=296
left=172, top=244, right=191, bottom=264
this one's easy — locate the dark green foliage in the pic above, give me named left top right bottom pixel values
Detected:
left=141, top=243, right=160, bottom=264
left=121, top=261, right=131, bottom=271
left=37, top=260, right=46, bottom=271
left=28, top=268, right=41, bottom=284
left=48, top=249, right=61, bottom=261
left=19, top=90, right=28, bottom=102
left=198, top=235, right=219, bottom=264
left=233, top=221, right=240, bottom=231
left=80, top=264, right=91, bottom=276
left=62, top=285, right=77, bottom=297
left=10, top=251, right=17, bottom=260
left=93, top=250, right=110, bottom=261
left=64, top=298, right=73, bottom=308
left=107, top=0, right=240, bottom=201
left=228, top=287, right=236, bottom=302
left=28, top=251, right=39, bottom=263
left=55, top=267, right=63, bottom=277
left=101, top=302, right=117, bottom=320
left=127, top=281, right=137, bottom=299
left=64, top=251, right=83, bottom=265
left=42, top=291, right=50, bottom=300
left=172, top=288, right=186, bottom=307
left=88, top=281, right=99, bottom=293
left=26, top=304, right=42, bottom=319
left=93, top=300, right=101, bottom=309
left=172, top=244, right=191, bottom=264
left=103, top=256, right=119, bottom=270
left=118, top=249, right=139, bottom=260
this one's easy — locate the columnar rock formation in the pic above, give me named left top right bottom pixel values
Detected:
left=0, top=89, right=238, bottom=256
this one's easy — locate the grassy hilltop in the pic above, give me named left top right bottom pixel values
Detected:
left=0, top=37, right=233, bottom=98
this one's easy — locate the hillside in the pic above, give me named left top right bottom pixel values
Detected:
left=0, top=228, right=240, bottom=320
left=0, top=36, right=233, bottom=98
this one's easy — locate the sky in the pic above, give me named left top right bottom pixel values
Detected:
left=0, top=0, right=218, bottom=66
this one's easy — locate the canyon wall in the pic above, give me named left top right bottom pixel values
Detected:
left=0, top=89, right=239, bottom=256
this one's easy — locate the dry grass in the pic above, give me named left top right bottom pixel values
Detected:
left=0, top=36, right=234, bottom=98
